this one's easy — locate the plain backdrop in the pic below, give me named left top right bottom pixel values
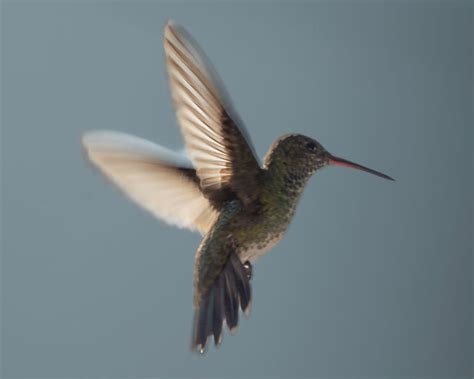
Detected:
left=1, top=1, right=472, bottom=378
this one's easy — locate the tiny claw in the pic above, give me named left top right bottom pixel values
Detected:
left=243, top=261, right=252, bottom=280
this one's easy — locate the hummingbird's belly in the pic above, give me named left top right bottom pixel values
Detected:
left=237, top=232, right=285, bottom=263
left=225, top=198, right=296, bottom=263
left=232, top=210, right=293, bottom=263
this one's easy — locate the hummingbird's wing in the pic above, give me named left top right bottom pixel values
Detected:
left=82, top=131, right=219, bottom=235
left=164, top=21, right=262, bottom=207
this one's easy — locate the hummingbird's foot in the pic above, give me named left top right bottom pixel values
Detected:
left=243, top=261, right=252, bottom=280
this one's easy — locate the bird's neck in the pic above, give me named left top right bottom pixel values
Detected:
left=261, top=155, right=313, bottom=215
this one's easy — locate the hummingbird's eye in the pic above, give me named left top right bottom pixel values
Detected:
left=306, top=141, right=317, bottom=152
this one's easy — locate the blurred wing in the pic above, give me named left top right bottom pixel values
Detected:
left=82, top=131, right=219, bottom=235
left=164, top=21, right=261, bottom=207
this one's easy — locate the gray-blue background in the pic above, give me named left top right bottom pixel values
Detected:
left=1, top=1, right=472, bottom=378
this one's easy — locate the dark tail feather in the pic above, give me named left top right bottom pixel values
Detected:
left=191, top=253, right=252, bottom=353
left=194, top=296, right=211, bottom=353
left=230, top=255, right=251, bottom=314
left=223, top=265, right=239, bottom=331
left=212, top=275, right=224, bottom=345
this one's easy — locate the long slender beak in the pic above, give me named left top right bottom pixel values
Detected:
left=328, top=154, right=395, bottom=181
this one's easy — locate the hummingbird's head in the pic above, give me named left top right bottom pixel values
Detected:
left=266, top=134, right=394, bottom=181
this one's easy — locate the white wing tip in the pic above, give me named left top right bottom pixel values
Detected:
left=165, top=19, right=177, bottom=29
left=81, top=130, right=128, bottom=157
left=81, top=130, right=193, bottom=168
left=164, top=19, right=179, bottom=40
left=82, top=130, right=129, bottom=148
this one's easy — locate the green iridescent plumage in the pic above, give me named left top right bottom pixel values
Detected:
left=82, top=21, right=394, bottom=354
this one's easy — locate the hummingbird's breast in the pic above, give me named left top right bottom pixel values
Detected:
left=227, top=191, right=300, bottom=263
left=221, top=163, right=309, bottom=263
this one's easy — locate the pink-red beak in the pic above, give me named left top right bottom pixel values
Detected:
left=328, top=154, right=394, bottom=181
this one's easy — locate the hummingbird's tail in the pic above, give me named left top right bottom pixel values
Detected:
left=191, top=254, right=251, bottom=353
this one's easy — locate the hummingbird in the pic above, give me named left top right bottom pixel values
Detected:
left=82, top=21, right=394, bottom=353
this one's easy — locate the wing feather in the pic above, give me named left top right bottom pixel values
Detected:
left=82, top=131, right=218, bottom=234
left=164, top=21, right=262, bottom=207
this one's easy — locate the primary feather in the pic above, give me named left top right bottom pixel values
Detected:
left=164, top=21, right=262, bottom=207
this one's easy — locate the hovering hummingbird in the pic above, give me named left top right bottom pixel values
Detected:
left=82, top=21, right=394, bottom=353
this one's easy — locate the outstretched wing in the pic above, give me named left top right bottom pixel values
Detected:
left=82, top=131, right=219, bottom=235
left=164, top=21, right=262, bottom=207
